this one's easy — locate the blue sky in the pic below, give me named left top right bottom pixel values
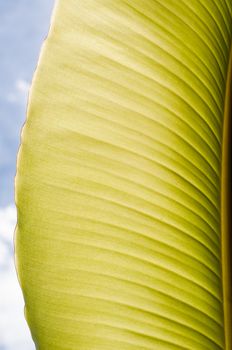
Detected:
left=0, top=1, right=54, bottom=349
left=0, top=0, right=55, bottom=207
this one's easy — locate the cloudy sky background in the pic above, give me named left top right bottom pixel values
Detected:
left=0, top=1, right=54, bottom=348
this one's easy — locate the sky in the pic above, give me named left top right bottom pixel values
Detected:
left=0, top=1, right=55, bottom=348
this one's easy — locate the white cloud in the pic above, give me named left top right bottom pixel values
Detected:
left=0, top=205, right=16, bottom=241
left=16, top=79, right=30, bottom=94
left=6, top=79, right=30, bottom=106
left=0, top=205, right=35, bottom=350
left=0, top=205, right=16, bottom=267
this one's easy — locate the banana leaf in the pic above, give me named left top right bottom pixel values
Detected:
left=15, top=1, right=232, bottom=349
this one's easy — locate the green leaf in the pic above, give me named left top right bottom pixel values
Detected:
left=15, top=1, right=232, bottom=349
